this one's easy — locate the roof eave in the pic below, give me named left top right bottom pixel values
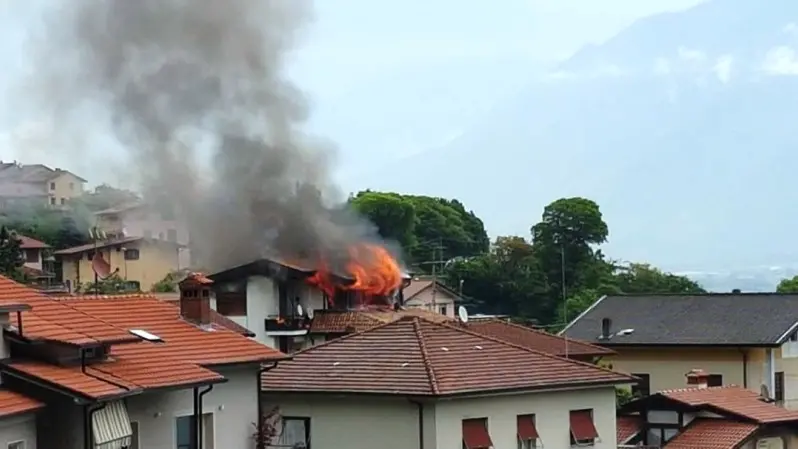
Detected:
left=595, top=342, right=782, bottom=348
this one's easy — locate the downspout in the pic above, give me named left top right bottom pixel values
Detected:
left=257, top=363, right=280, bottom=449
left=409, top=400, right=424, bottom=449
left=85, top=402, right=107, bottom=449
left=192, top=387, right=199, bottom=449
left=738, top=348, right=748, bottom=388
left=197, top=385, right=214, bottom=449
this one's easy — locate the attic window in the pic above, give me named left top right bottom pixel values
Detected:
left=129, top=329, right=163, bottom=342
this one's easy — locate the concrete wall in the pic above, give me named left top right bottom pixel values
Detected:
left=405, top=289, right=456, bottom=318
left=127, top=366, right=258, bottom=449
left=263, top=386, right=617, bottom=449
left=0, top=414, right=38, bottom=449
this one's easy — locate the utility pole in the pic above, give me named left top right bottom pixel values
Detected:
left=417, top=238, right=446, bottom=313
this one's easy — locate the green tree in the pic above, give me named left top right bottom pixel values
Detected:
left=613, top=263, right=705, bottom=294
left=349, top=191, right=417, bottom=248
left=79, top=273, right=140, bottom=294
left=778, top=276, right=798, bottom=293
left=0, top=226, right=25, bottom=281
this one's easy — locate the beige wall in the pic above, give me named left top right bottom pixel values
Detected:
left=96, top=207, right=191, bottom=267
left=405, top=288, right=456, bottom=317
left=61, top=241, right=180, bottom=292
left=48, top=172, right=83, bottom=206
left=263, top=386, right=619, bottom=449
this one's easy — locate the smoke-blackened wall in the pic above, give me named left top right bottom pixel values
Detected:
left=25, top=0, right=389, bottom=271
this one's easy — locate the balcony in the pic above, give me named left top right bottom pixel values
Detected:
left=264, top=315, right=311, bottom=336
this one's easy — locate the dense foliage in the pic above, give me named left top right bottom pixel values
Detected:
left=0, top=226, right=26, bottom=282
left=351, top=191, right=706, bottom=328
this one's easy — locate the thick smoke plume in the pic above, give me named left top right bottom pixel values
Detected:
left=25, top=0, right=391, bottom=272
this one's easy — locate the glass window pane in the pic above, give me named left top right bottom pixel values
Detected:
left=176, top=416, right=192, bottom=447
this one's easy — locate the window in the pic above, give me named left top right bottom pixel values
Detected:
left=167, top=229, right=178, bottom=242
left=280, top=417, right=310, bottom=449
left=87, top=251, right=95, bottom=261
left=216, top=292, right=247, bottom=316
left=631, top=373, right=651, bottom=397
left=790, top=332, right=798, bottom=342
left=69, top=182, right=74, bottom=191
left=462, top=418, right=492, bottom=449
left=60, top=197, right=65, bottom=205
left=176, top=414, right=214, bottom=449
left=124, top=249, right=140, bottom=260
left=126, top=422, right=139, bottom=449
left=517, top=414, right=538, bottom=449
left=7, top=441, right=25, bottom=449
left=776, top=372, right=785, bottom=402
left=440, top=306, right=448, bottom=316
left=49, top=182, right=55, bottom=190
left=49, top=197, right=55, bottom=205
left=707, top=374, right=723, bottom=387
left=569, top=409, right=598, bottom=446
left=24, top=249, right=39, bottom=263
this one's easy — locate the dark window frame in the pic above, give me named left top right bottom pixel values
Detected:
left=776, top=371, right=785, bottom=402
left=631, top=373, right=651, bottom=397
left=124, top=249, right=140, bottom=260
left=24, top=249, right=39, bottom=263
left=707, top=374, right=723, bottom=387
left=281, top=416, right=311, bottom=449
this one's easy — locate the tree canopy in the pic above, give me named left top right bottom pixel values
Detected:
left=0, top=226, right=25, bottom=282
left=352, top=191, right=706, bottom=328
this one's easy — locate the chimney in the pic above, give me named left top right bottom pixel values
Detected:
left=600, top=317, right=612, bottom=339
left=686, top=369, right=709, bottom=389
left=179, top=272, right=214, bottom=328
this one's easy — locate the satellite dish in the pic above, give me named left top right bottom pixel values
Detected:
left=307, top=308, right=314, bottom=319
left=761, top=384, right=771, bottom=399
left=296, top=304, right=304, bottom=317
left=458, top=306, right=469, bottom=323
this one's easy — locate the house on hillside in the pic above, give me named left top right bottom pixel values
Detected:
left=0, top=162, right=86, bottom=208
left=560, top=293, right=798, bottom=407
left=400, top=276, right=461, bottom=317
left=260, top=316, right=636, bottom=449
left=55, top=237, right=184, bottom=292
left=93, top=201, right=191, bottom=267
left=0, top=272, right=286, bottom=449
left=616, top=369, right=798, bottom=448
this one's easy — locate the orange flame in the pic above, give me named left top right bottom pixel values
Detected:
left=307, top=243, right=402, bottom=301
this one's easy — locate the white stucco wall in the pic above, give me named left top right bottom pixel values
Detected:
left=0, top=415, right=37, bottom=449
left=127, top=366, right=259, bottom=449
left=263, top=386, right=618, bottom=449
left=246, top=276, right=279, bottom=347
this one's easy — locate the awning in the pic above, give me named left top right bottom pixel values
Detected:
left=570, top=410, right=599, bottom=441
left=517, top=415, right=539, bottom=440
left=462, top=419, right=493, bottom=449
left=92, top=400, right=133, bottom=449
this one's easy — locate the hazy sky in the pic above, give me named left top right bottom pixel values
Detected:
left=0, top=0, right=705, bottom=180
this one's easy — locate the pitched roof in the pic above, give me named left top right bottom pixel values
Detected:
left=659, top=386, right=798, bottom=423
left=616, top=416, right=641, bottom=445
left=0, top=276, right=286, bottom=399
left=561, top=293, right=798, bottom=346
left=17, top=235, right=49, bottom=249
left=0, top=389, right=44, bottom=418
left=53, top=237, right=183, bottom=255
left=403, top=277, right=462, bottom=301
left=262, top=316, right=635, bottom=396
left=464, top=318, right=615, bottom=357
left=0, top=164, right=87, bottom=183
left=665, top=419, right=757, bottom=449
left=308, top=308, right=453, bottom=334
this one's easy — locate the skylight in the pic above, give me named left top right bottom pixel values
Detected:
left=129, top=329, right=163, bottom=342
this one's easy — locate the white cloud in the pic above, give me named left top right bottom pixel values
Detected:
left=713, top=55, right=733, bottom=83
left=677, top=46, right=706, bottom=63
left=762, top=46, right=798, bottom=75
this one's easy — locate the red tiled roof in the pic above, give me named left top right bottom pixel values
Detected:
left=661, top=386, right=798, bottom=423
left=262, top=316, right=635, bottom=395
left=161, top=299, right=254, bottom=337
left=309, top=308, right=452, bottom=334
left=616, top=416, right=642, bottom=444
left=464, top=318, right=615, bottom=357
left=17, top=236, right=49, bottom=249
left=666, top=419, right=757, bottom=449
left=0, top=389, right=44, bottom=417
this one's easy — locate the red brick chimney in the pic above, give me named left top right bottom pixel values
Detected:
left=179, top=272, right=213, bottom=327
left=686, top=369, right=709, bottom=389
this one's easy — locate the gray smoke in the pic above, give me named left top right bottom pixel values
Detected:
left=25, top=0, right=389, bottom=272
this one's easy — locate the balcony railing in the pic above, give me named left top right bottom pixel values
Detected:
left=264, top=315, right=311, bottom=333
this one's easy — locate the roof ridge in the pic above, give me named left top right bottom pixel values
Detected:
left=431, top=319, right=635, bottom=380
left=660, top=385, right=744, bottom=393
left=412, top=317, right=439, bottom=395
left=289, top=318, right=402, bottom=356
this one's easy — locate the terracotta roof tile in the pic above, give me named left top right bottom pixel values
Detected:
left=6, top=361, right=133, bottom=400
left=0, top=389, right=44, bottom=417
left=308, top=310, right=383, bottom=333
left=161, top=299, right=254, bottom=336
left=666, top=419, right=757, bottom=449
left=63, top=295, right=286, bottom=366
left=17, top=236, right=49, bottom=249
left=464, top=318, right=615, bottom=357
left=262, top=316, right=635, bottom=395
left=616, top=416, right=642, bottom=444
left=661, top=386, right=798, bottom=423
left=0, top=275, right=137, bottom=346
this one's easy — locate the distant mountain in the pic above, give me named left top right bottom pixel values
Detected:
left=357, top=0, right=798, bottom=271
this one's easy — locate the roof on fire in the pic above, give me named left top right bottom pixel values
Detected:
left=560, top=293, right=798, bottom=347
left=261, top=316, right=635, bottom=396
left=0, top=275, right=286, bottom=400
